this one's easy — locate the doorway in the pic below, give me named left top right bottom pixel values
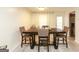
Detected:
left=69, top=11, right=75, bottom=38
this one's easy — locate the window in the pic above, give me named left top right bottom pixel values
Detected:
left=39, top=14, right=47, bottom=28
left=56, top=16, right=63, bottom=30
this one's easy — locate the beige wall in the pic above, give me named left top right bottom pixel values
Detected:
left=0, top=8, right=32, bottom=51
left=31, top=13, right=39, bottom=27
left=75, top=8, right=79, bottom=43
left=31, top=12, right=67, bottom=28
left=18, top=8, right=32, bottom=30
left=64, top=11, right=69, bottom=27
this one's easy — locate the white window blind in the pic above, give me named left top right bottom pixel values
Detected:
left=56, top=16, right=63, bottom=30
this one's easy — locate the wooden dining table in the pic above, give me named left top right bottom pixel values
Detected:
left=23, top=28, right=66, bottom=49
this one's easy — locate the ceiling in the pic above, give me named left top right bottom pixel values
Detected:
left=25, top=7, right=76, bottom=13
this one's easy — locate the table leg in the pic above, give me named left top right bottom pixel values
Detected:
left=30, top=34, right=35, bottom=49
left=53, top=34, right=58, bottom=49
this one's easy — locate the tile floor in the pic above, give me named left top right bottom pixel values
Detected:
left=14, top=37, right=79, bottom=52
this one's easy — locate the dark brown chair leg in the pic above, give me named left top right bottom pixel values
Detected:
left=63, top=38, right=64, bottom=44
left=21, top=42, right=23, bottom=47
left=21, top=36, right=23, bottom=47
left=38, top=38, right=40, bottom=52
left=47, top=46, right=49, bottom=52
left=57, top=38, right=59, bottom=46
left=65, top=38, right=68, bottom=48
left=47, top=44, right=49, bottom=52
left=38, top=46, right=40, bottom=52
left=25, top=37, right=26, bottom=44
left=47, top=39, right=49, bottom=52
left=29, top=37, right=31, bottom=48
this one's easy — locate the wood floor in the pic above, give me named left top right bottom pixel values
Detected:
left=13, top=37, right=79, bottom=52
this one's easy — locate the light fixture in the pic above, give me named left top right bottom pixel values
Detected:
left=38, top=7, right=45, bottom=11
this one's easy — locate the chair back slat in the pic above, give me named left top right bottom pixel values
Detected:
left=38, top=29, right=49, bottom=37
left=19, top=26, right=26, bottom=33
left=64, top=26, right=69, bottom=32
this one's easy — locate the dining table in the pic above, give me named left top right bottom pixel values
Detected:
left=23, top=28, right=66, bottom=49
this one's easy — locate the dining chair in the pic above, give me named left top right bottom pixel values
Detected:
left=55, top=26, right=69, bottom=48
left=38, top=29, right=50, bottom=52
left=42, top=25, right=49, bottom=29
left=19, top=26, right=32, bottom=47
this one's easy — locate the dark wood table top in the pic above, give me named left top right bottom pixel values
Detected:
left=22, top=28, right=66, bottom=49
left=23, top=28, right=66, bottom=34
left=49, top=28, right=66, bottom=33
